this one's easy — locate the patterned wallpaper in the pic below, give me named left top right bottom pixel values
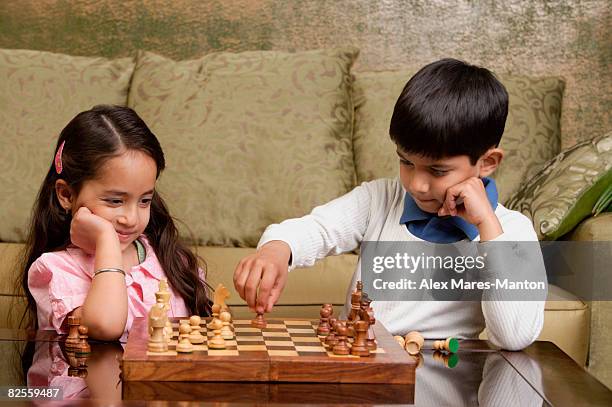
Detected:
left=0, top=0, right=609, bottom=148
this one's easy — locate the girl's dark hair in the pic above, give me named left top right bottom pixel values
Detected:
left=389, top=58, right=509, bottom=165
left=19, top=105, right=211, bottom=327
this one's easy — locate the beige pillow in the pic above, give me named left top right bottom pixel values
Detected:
left=506, top=133, right=611, bottom=240
left=353, top=70, right=565, bottom=204
left=128, top=49, right=358, bottom=247
left=0, top=49, right=135, bottom=242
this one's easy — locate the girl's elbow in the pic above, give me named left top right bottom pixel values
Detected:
left=87, top=321, right=125, bottom=341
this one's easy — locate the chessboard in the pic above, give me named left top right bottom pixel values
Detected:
left=122, top=317, right=416, bottom=383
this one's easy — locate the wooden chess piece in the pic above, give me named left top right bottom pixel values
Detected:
left=325, top=318, right=338, bottom=347
left=65, top=315, right=80, bottom=351
left=433, top=337, right=459, bottom=353
left=394, top=335, right=406, bottom=348
left=188, top=315, right=205, bottom=344
left=214, top=283, right=231, bottom=314
left=208, top=304, right=221, bottom=329
left=176, top=323, right=194, bottom=353
left=148, top=303, right=169, bottom=353
left=348, top=281, right=363, bottom=322
left=75, top=325, right=91, bottom=367
left=350, top=320, right=371, bottom=357
left=251, top=312, right=267, bottom=329
left=332, top=324, right=350, bottom=355
left=317, top=304, right=332, bottom=336
left=220, top=310, right=234, bottom=340
left=433, top=350, right=459, bottom=368
left=404, top=331, right=424, bottom=356
left=208, top=318, right=226, bottom=349
left=359, top=293, right=377, bottom=350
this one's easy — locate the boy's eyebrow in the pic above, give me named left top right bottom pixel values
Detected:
left=396, top=150, right=452, bottom=170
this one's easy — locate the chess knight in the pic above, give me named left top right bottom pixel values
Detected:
left=359, top=293, right=377, bottom=350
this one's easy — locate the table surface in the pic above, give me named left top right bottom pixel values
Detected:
left=0, top=328, right=611, bottom=406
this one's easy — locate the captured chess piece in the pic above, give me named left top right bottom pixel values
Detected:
left=433, top=337, right=459, bottom=353
left=176, top=323, right=194, bottom=353
left=404, top=331, right=424, bottom=356
left=65, top=315, right=81, bottom=351
left=332, top=324, right=350, bottom=355
left=220, top=310, right=234, bottom=340
left=394, top=335, right=406, bottom=348
left=208, top=317, right=226, bottom=349
left=433, top=350, right=459, bottom=368
left=251, top=312, right=267, bottom=329
left=188, top=315, right=205, bottom=344
left=75, top=325, right=91, bottom=368
left=317, top=304, right=332, bottom=336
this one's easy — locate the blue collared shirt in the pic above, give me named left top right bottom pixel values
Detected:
left=400, top=177, right=499, bottom=243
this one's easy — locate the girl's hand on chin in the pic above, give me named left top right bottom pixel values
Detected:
left=70, top=207, right=117, bottom=254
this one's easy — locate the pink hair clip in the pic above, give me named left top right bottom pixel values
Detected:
left=54, top=140, right=65, bottom=174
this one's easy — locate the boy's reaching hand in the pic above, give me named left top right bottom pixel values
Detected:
left=438, top=177, right=503, bottom=241
left=233, top=240, right=291, bottom=314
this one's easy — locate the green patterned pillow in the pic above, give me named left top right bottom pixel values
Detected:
left=506, top=133, right=612, bottom=240
left=0, top=49, right=135, bottom=243
left=128, top=48, right=358, bottom=247
left=352, top=70, right=565, bottom=204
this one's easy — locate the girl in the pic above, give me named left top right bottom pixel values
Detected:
left=20, top=105, right=211, bottom=341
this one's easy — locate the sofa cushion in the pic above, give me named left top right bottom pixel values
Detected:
left=0, top=49, right=135, bottom=243
left=352, top=70, right=565, bottom=204
left=507, top=133, right=612, bottom=240
left=128, top=49, right=358, bottom=247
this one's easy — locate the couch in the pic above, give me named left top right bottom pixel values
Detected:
left=0, top=47, right=609, bottom=376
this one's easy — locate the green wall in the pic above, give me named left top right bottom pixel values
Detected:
left=0, top=0, right=610, bottom=147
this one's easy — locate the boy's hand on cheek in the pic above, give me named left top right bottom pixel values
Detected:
left=70, top=207, right=117, bottom=254
left=438, top=177, right=503, bottom=240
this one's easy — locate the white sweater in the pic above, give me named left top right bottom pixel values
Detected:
left=259, top=178, right=546, bottom=350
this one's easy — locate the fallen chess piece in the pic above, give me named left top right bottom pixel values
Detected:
left=432, top=337, right=459, bottom=353
left=404, top=331, right=424, bottom=356
left=432, top=350, right=459, bottom=368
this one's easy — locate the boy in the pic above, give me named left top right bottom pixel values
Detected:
left=233, top=58, right=546, bottom=350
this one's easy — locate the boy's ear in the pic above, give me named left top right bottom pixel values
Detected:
left=55, top=179, right=74, bottom=213
left=478, top=148, right=504, bottom=177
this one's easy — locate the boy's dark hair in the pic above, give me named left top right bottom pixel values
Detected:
left=18, top=105, right=211, bottom=328
left=389, top=58, right=509, bottom=165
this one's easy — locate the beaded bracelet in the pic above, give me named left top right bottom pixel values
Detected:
left=94, top=267, right=126, bottom=277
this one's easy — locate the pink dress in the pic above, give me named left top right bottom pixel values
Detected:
left=28, top=235, right=191, bottom=342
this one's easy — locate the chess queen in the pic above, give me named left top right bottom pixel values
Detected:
left=21, top=106, right=212, bottom=341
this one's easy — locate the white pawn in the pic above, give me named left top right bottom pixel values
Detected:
left=207, top=304, right=221, bottom=329
left=189, top=315, right=205, bottom=344
left=220, top=310, right=234, bottom=340
left=207, top=318, right=226, bottom=349
left=176, top=323, right=194, bottom=353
